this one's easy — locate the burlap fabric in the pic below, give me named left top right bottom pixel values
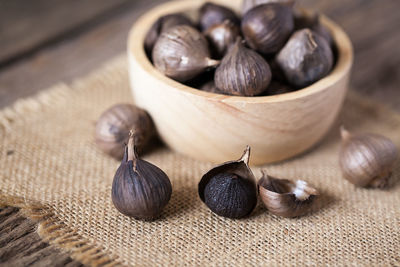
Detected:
left=0, top=55, right=399, bottom=266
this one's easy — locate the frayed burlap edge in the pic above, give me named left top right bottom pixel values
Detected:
left=1, top=54, right=399, bottom=267
left=0, top=194, right=125, bottom=267
left=0, top=56, right=130, bottom=267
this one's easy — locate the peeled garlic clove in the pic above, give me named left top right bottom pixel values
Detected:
left=339, top=127, right=399, bottom=188
left=215, top=38, right=272, bottom=96
left=95, top=104, right=154, bottom=159
left=198, top=146, right=257, bottom=219
left=242, top=3, right=294, bottom=55
left=242, top=0, right=295, bottom=14
left=258, top=171, right=319, bottom=218
left=205, top=20, right=241, bottom=59
left=276, top=28, right=333, bottom=88
left=144, top=13, right=193, bottom=56
left=152, top=25, right=220, bottom=82
left=294, top=10, right=333, bottom=46
left=199, top=2, right=240, bottom=32
left=112, top=132, right=172, bottom=220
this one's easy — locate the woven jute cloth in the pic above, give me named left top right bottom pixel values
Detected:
left=0, top=55, right=399, bottom=266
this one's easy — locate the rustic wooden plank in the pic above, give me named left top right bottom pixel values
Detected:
left=0, top=207, right=84, bottom=267
left=0, top=0, right=165, bottom=109
left=0, top=0, right=130, bottom=65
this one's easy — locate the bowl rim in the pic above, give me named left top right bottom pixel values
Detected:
left=128, top=0, right=353, bottom=104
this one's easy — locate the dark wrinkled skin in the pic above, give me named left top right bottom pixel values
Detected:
left=215, top=38, right=272, bottom=96
left=205, top=20, right=241, bottom=59
left=203, top=173, right=257, bottom=219
left=144, top=13, right=193, bottom=56
left=95, top=104, right=154, bottom=159
left=242, top=3, right=294, bottom=55
left=112, top=148, right=172, bottom=220
left=242, top=0, right=295, bottom=14
left=199, top=2, right=240, bottom=32
left=276, top=29, right=333, bottom=88
left=294, top=10, right=333, bottom=46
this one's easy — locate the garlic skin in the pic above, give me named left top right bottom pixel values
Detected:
left=242, top=0, right=295, bottom=14
left=144, top=13, right=193, bottom=55
left=339, top=127, right=399, bottom=188
left=215, top=38, right=272, bottom=96
left=205, top=20, right=240, bottom=59
left=95, top=104, right=154, bottom=159
left=152, top=25, right=220, bottom=82
left=111, top=132, right=172, bottom=220
left=198, top=146, right=257, bottom=219
left=276, top=28, right=333, bottom=88
left=258, top=172, right=319, bottom=218
left=199, top=2, right=240, bottom=32
left=242, top=3, right=294, bottom=55
left=294, top=10, right=333, bottom=46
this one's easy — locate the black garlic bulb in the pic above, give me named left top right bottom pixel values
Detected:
left=95, top=104, right=154, bottom=159
left=242, top=3, right=294, bottom=55
left=258, top=171, right=319, bottom=218
left=198, top=146, right=257, bottom=219
left=242, top=0, right=295, bottom=14
left=215, top=38, right=271, bottom=96
left=276, top=28, right=333, bottom=88
left=199, top=2, right=240, bottom=32
left=339, top=126, right=399, bottom=188
left=112, top=132, right=172, bottom=220
left=144, top=13, right=193, bottom=55
left=294, top=10, right=333, bottom=46
left=205, top=20, right=241, bottom=59
left=152, top=25, right=220, bottom=82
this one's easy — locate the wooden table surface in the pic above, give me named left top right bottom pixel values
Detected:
left=1, top=0, right=399, bottom=266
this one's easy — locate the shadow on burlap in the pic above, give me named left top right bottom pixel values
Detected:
left=0, top=55, right=399, bottom=266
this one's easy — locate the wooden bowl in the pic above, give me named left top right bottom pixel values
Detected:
left=127, top=0, right=353, bottom=165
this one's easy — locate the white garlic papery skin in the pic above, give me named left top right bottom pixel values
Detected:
left=339, top=127, right=399, bottom=188
left=292, top=180, right=311, bottom=201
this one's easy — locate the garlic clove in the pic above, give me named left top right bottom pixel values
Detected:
left=95, top=104, right=154, bottom=159
left=242, top=0, right=295, bottom=15
left=276, top=28, right=334, bottom=88
left=242, top=3, right=294, bottom=55
left=152, top=25, right=220, bottom=82
left=294, top=9, right=333, bottom=47
left=339, top=126, right=399, bottom=188
left=111, top=131, right=172, bottom=220
left=205, top=20, right=241, bottom=59
left=214, top=38, right=272, bottom=96
left=199, top=2, right=240, bottom=32
left=258, top=171, right=319, bottom=218
left=144, top=13, right=193, bottom=56
left=198, top=146, right=258, bottom=219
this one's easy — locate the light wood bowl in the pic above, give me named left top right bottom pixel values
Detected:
left=127, top=0, right=353, bottom=165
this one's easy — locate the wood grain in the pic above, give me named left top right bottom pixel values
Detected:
left=0, top=0, right=165, bottom=109
left=0, top=207, right=83, bottom=267
left=0, top=0, right=129, bottom=65
left=0, top=0, right=399, bottom=266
